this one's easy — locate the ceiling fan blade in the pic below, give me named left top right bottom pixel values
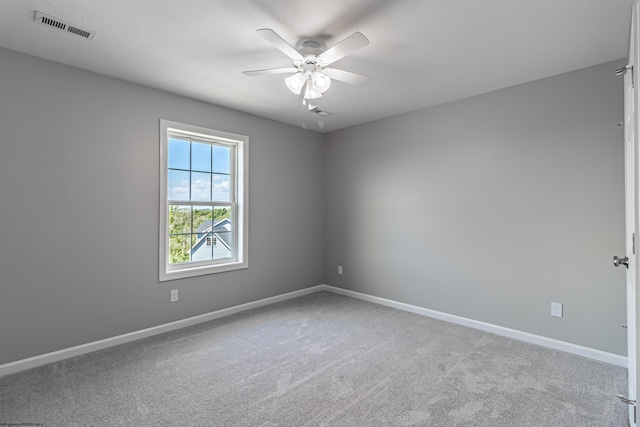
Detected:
left=256, top=28, right=303, bottom=60
left=318, top=32, right=369, bottom=65
left=243, top=67, right=298, bottom=77
left=324, top=68, right=372, bottom=86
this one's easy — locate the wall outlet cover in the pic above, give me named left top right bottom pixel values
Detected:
left=170, top=289, right=179, bottom=303
left=551, top=302, right=563, bottom=318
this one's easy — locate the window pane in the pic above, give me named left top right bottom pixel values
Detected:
left=214, top=231, right=232, bottom=260
left=193, top=206, right=213, bottom=233
left=169, top=205, right=191, bottom=235
left=191, top=232, right=213, bottom=262
left=213, top=145, right=230, bottom=174
left=192, top=142, right=211, bottom=172
left=193, top=206, right=214, bottom=262
left=169, top=234, right=191, bottom=264
left=213, top=206, right=232, bottom=226
left=212, top=174, right=230, bottom=201
left=168, top=138, right=190, bottom=170
left=214, top=209, right=232, bottom=260
left=168, top=170, right=190, bottom=201
left=191, top=172, right=211, bottom=201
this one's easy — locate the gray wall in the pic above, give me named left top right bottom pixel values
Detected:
left=324, top=59, right=627, bottom=355
left=0, top=48, right=325, bottom=365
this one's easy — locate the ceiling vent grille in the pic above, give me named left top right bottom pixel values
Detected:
left=34, top=11, right=96, bottom=40
left=309, top=107, right=331, bottom=117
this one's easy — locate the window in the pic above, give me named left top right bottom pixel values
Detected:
left=159, top=120, right=248, bottom=281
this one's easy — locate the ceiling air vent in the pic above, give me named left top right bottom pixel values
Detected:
left=34, top=11, right=96, bottom=40
left=309, top=107, right=331, bottom=117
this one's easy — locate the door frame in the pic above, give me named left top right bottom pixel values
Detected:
left=627, top=2, right=640, bottom=426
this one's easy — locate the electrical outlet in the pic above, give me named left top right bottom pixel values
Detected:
left=551, top=302, right=563, bottom=318
left=338, top=265, right=343, bottom=275
left=170, top=289, right=179, bottom=303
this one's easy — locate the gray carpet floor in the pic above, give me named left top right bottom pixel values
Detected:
left=0, top=291, right=630, bottom=426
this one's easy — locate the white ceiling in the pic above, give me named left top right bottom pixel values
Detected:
left=0, top=0, right=633, bottom=133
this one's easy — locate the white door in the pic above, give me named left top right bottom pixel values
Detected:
left=621, top=2, right=640, bottom=425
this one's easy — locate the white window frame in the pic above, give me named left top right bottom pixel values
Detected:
left=159, top=119, right=248, bottom=281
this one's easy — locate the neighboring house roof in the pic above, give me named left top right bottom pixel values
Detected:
left=191, top=218, right=232, bottom=257
left=195, top=218, right=230, bottom=234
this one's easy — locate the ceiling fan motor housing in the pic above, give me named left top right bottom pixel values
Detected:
left=297, top=57, right=325, bottom=74
left=299, top=40, right=323, bottom=56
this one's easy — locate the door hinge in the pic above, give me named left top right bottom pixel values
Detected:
left=617, top=65, right=635, bottom=88
left=634, top=233, right=636, bottom=255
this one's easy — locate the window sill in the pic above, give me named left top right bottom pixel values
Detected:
left=159, top=260, right=248, bottom=282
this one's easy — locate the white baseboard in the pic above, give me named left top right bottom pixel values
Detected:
left=0, top=283, right=626, bottom=377
left=0, top=285, right=325, bottom=377
left=320, top=285, right=627, bottom=368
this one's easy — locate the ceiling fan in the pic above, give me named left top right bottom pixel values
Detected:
left=243, top=29, right=372, bottom=109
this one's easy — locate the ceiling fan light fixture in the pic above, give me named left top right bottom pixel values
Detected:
left=285, top=72, right=305, bottom=94
left=311, top=71, right=331, bottom=94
